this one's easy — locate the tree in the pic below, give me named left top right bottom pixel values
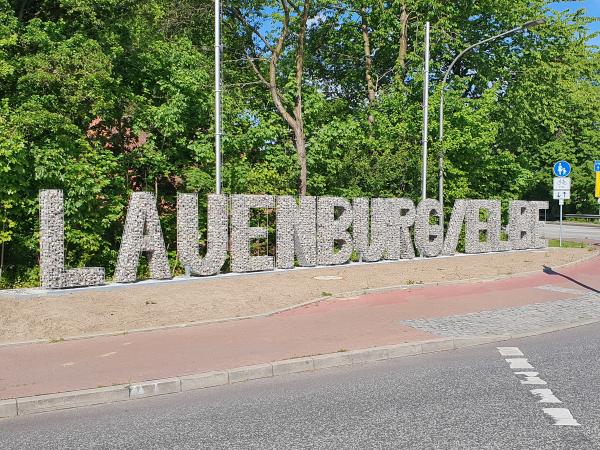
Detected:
left=229, top=0, right=315, bottom=195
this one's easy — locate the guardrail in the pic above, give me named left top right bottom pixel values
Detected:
left=564, top=214, right=600, bottom=220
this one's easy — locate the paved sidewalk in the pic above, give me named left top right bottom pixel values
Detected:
left=1, top=255, right=599, bottom=401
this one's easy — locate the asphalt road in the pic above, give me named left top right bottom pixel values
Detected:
left=2, top=323, right=600, bottom=449
left=544, top=222, right=600, bottom=241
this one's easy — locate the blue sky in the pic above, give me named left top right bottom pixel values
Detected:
left=549, top=0, right=600, bottom=46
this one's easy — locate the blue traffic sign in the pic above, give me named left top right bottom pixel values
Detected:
left=595, top=160, right=600, bottom=172
left=553, top=160, right=571, bottom=177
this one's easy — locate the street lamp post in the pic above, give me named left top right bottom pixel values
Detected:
left=437, top=19, right=545, bottom=229
left=215, top=0, right=222, bottom=194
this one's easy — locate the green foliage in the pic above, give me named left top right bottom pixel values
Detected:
left=0, top=0, right=598, bottom=286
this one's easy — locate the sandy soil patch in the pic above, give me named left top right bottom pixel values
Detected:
left=0, top=247, right=594, bottom=344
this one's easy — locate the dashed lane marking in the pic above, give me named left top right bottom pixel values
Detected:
left=505, top=358, right=534, bottom=369
left=530, top=389, right=562, bottom=404
left=542, top=408, right=580, bottom=426
left=100, top=352, right=117, bottom=357
left=497, top=347, right=524, bottom=356
left=514, top=371, right=547, bottom=385
left=497, top=347, right=580, bottom=426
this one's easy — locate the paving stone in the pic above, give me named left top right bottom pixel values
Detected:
left=402, top=294, right=600, bottom=337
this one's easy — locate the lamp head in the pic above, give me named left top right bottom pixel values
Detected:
left=522, top=18, right=546, bottom=29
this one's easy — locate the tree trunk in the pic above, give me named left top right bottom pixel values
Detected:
left=292, top=0, right=310, bottom=194
left=294, top=127, right=307, bottom=195
left=236, top=0, right=310, bottom=195
left=361, top=10, right=376, bottom=124
left=396, top=3, right=409, bottom=83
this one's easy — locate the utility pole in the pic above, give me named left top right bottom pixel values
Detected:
left=421, top=22, right=430, bottom=202
left=214, top=0, right=222, bottom=194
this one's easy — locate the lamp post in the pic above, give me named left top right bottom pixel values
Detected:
left=421, top=22, right=430, bottom=201
left=215, top=0, right=222, bottom=194
left=437, top=19, right=545, bottom=228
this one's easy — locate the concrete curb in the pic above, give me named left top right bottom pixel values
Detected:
left=4, top=319, right=599, bottom=419
left=2, top=249, right=597, bottom=349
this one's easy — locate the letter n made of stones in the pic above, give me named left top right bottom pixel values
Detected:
left=114, top=192, right=171, bottom=283
left=276, top=196, right=316, bottom=269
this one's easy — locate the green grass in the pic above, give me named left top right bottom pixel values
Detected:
left=548, top=239, right=586, bottom=248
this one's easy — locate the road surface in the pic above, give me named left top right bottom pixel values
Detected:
left=2, top=323, right=599, bottom=449
left=544, top=223, right=600, bottom=242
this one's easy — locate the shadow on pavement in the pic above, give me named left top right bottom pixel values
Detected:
left=543, top=265, right=600, bottom=295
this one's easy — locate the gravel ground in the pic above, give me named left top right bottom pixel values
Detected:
left=0, top=247, right=593, bottom=344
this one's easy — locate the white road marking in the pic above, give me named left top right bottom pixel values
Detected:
left=505, top=358, right=534, bottom=369
left=497, top=347, right=524, bottom=356
left=497, top=348, right=578, bottom=426
left=542, top=408, right=580, bottom=426
left=122, top=342, right=131, bottom=346
left=314, top=275, right=343, bottom=281
left=530, top=389, right=562, bottom=404
left=100, top=352, right=117, bottom=357
left=62, top=362, right=74, bottom=367
left=536, top=285, right=586, bottom=295
left=514, top=371, right=547, bottom=385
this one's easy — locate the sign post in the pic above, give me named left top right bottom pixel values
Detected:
left=553, top=160, right=571, bottom=247
left=595, top=161, right=600, bottom=217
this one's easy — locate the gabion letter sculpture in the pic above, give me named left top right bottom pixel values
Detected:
left=353, top=198, right=416, bottom=261
left=114, top=192, right=171, bottom=283
left=352, top=198, right=384, bottom=262
left=276, top=196, right=317, bottom=269
left=231, top=194, right=275, bottom=272
left=464, top=200, right=508, bottom=254
left=37, top=188, right=551, bottom=288
left=442, top=200, right=467, bottom=256
left=39, top=190, right=105, bottom=289
left=507, top=200, right=533, bottom=250
left=388, top=198, right=417, bottom=260
left=177, top=193, right=228, bottom=276
left=317, top=197, right=354, bottom=265
left=529, top=201, right=548, bottom=249
left=414, top=199, right=444, bottom=257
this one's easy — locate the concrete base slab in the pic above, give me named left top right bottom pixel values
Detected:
left=272, top=357, right=314, bottom=376
left=181, top=371, right=229, bottom=391
left=348, top=348, right=389, bottom=364
left=17, top=385, right=129, bottom=415
left=0, top=399, right=17, bottom=418
left=228, top=364, right=273, bottom=384
left=129, top=378, right=181, bottom=398
left=383, top=343, right=422, bottom=358
left=312, top=352, right=352, bottom=370
left=421, top=339, right=455, bottom=353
